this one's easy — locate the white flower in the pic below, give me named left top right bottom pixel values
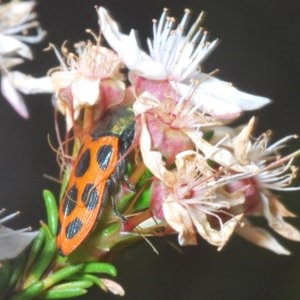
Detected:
left=144, top=142, right=247, bottom=248
left=139, top=112, right=252, bottom=248
left=238, top=131, right=300, bottom=254
left=98, top=7, right=217, bottom=81
left=0, top=209, right=38, bottom=260
left=0, top=0, right=46, bottom=119
left=98, top=7, right=271, bottom=119
left=161, top=151, right=245, bottom=249
left=50, top=37, right=125, bottom=130
left=197, top=118, right=300, bottom=254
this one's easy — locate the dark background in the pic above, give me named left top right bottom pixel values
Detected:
left=1, top=0, right=300, bottom=299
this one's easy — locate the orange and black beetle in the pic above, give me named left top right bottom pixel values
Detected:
left=57, top=105, right=135, bottom=256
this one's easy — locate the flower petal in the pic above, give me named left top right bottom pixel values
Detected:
left=231, top=117, right=255, bottom=164
left=0, top=226, right=38, bottom=259
left=235, top=218, right=291, bottom=255
left=139, top=113, right=175, bottom=184
left=261, top=193, right=300, bottom=241
left=189, top=208, right=243, bottom=250
left=172, top=73, right=271, bottom=119
left=193, top=73, right=271, bottom=111
left=51, top=70, right=77, bottom=92
left=0, top=57, right=24, bottom=69
left=97, top=7, right=147, bottom=70
left=133, top=60, right=168, bottom=80
left=163, top=197, right=198, bottom=245
left=100, top=278, right=125, bottom=296
left=172, top=81, right=242, bottom=119
left=8, top=71, right=54, bottom=94
left=0, top=32, right=33, bottom=59
left=1, top=75, right=29, bottom=118
left=71, top=77, right=101, bottom=107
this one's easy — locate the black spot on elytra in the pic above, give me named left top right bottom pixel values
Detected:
left=75, top=149, right=91, bottom=177
left=81, top=183, right=99, bottom=210
left=97, top=145, right=113, bottom=170
left=65, top=217, right=83, bottom=239
left=63, top=184, right=78, bottom=216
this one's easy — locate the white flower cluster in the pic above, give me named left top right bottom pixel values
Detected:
left=0, top=0, right=46, bottom=118
left=96, top=7, right=299, bottom=254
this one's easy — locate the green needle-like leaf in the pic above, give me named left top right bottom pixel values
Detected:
left=81, top=262, right=117, bottom=277
left=0, top=260, right=11, bottom=297
left=24, top=227, right=46, bottom=274
left=6, top=254, right=26, bottom=296
left=43, top=190, right=58, bottom=237
left=46, top=280, right=93, bottom=290
left=23, top=223, right=56, bottom=287
left=69, top=274, right=104, bottom=289
left=42, top=264, right=84, bottom=290
left=10, top=281, right=44, bottom=300
left=40, top=287, right=87, bottom=299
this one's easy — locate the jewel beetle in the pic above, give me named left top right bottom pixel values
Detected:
left=56, top=105, right=135, bottom=256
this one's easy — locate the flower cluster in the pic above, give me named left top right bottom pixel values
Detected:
left=1, top=3, right=300, bottom=299
left=93, top=7, right=299, bottom=255
left=41, top=6, right=300, bottom=257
